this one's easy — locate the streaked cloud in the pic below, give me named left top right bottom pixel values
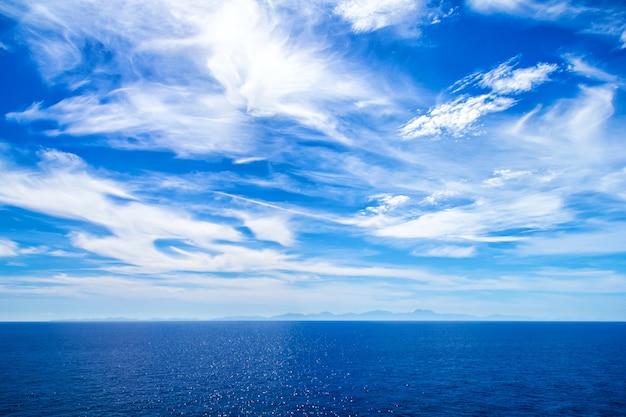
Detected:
left=3, top=0, right=383, bottom=154
left=334, top=0, right=423, bottom=33
left=0, top=239, right=18, bottom=257
left=375, top=193, right=564, bottom=241
left=413, top=245, right=477, bottom=258
left=400, top=94, right=515, bottom=139
left=475, top=61, right=558, bottom=94
left=517, top=223, right=626, bottom=256
left=401, top=58, right=557, bottom=139
left=1, top=0, right=625, bottom=320
left=466, top=0, right=571, bottom=20
left=467, top=0, right=626, bottom=48
left=483, top=169, right=533, bottom=187
left=564, top=55, right=620, bottom=84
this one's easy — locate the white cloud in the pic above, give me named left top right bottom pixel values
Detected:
left=349, top=194, right=411, bottom=229
left=511, top=85, right=615, bottom=165
left=403, top=58, right=557, bottom=139
left=483, top=169, right=532, bottom=187
left=421, top=189, right=459, bottom=205
left=376, top=193, right=564, bottom=241
left=564, top=55, right=620, bottom=84
left=467, top=0, right=626, bottom=48
left=399, top=94, right=515, bottom=139
left=376, top=208, right=481, bottom=239
left=517, top=223, right=626, bottom=256
left=3, top=0, right=381, bottom=154
left=466, top=0, right=571, bottom=20
left=233, top=157, right=266, bottom=165
left=0, top=151, right=255, bottom=272
left=334, top=0, right=422, bottom=33
left=413, top=245, right=477, bottom=258
left=0, top=238, right=49, bottom=257
left=599, top=168, right=626, bottom=200
left=362, top=194, right=410, bottom=215
left=452, top=58, right=558, bottom=95
left=235, top=212, right=295, bottom=247
left=0, top=239, right=18, bottom=257
left=7, top=86, right=247, bottom=156
left=478, top=62, right=558, bottom=94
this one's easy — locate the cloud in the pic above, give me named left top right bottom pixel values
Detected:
left=465, top=0, right=571, bottom=20
left=399, top=94, right=515, bottom=139
left=0, top=238, right=49, bottom=258
left=375, top=193, right=565, bottom=241
left=517, top=223, right=626, bottom=256
left=0, top=150, right=255, bottom=272
left=0, top=239, right=18, bottom=257
left=564, top=55, right=620, bottom=84
left=334, top=0, right=423, bottom=33
left=420, top=189, right=459, bottom=205
left=413, top=245, right=477, bottom=258
left=599, top=168, right=626, bottom=200
left=511, top=84, right=615, bottom=165
left=401, top=58, right=557, bottom=139
left=467, top=0, right=626, bottom=48
left=349, top=194, right=411, bottom=229
left=361, top=194, right=409, bottom=215
left=234, top=211, right=295, bottom=247
left=7, top=86, right=248, bottom=156
left=2, top=0, right=626, bottom=321
left=477, top=61, right=558, bottom=94
left=483, top=169, right=532, bottom=187
left=3, top=0, right=383, bottom=154
left=451, top=58, right=559, bottom=94
left=2, top=149, right=476, bottom=278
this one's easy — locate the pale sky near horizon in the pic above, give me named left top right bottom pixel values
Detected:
left=1, top=0, right=626, bottom=321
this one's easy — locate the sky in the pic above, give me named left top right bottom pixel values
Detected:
left=1, top=0, right=625, bottom=321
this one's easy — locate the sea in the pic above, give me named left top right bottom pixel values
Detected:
left=1, top=321, right=625, bottom=416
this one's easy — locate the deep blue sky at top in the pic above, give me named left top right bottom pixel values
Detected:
left=0, top=0, right=625, bottom=320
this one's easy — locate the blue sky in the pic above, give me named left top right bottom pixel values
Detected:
left=1, top=0, right=625, bottom=321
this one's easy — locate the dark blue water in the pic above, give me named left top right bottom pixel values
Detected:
left=1, top=322, right=625, bottom=416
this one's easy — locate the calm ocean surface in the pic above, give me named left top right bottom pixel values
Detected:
left=1, top=321, right=625, bottom=416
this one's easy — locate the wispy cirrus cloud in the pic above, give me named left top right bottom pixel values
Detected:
left=517, top=223, right=626, bottom=256
left=0, top=239, right=18, bottom=257
left=2, top=0, right=384, bottom=153
left=400, top=57, right=558, bottom=139
left=333, top=0, right=457, bottom=34
left=466, top=0, right=572, bottom=20
left=453, top=59, right=559, bottom=95
left=3, top=265, right=625, bottom=320
left=399, top=93, right=515, bottom=139
left=0, top=150, right=253, bottom=272
left=362, top=77, right=620, bottom=254
left=7, top=85, right=248, bottom=156
left=1, top=0, right=625, bottom=321
left=483, top=169, right=533, bottom=187
left=375, top=193, right=565, bottom=241
left=334, top=0, right=422, bottom=33
left=413, top=245, right=477, bottom=258
left=0, top=149, right=454, bottom=278
left=467, top=0, right=626, bottom=48
left=564, top=55, right=621, bottom=84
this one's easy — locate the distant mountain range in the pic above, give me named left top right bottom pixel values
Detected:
left=52, top=309, right=541, bottom=322
left=212, top=309, right=537, bottom=321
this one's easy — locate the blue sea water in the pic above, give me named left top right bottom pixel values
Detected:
left=1, top=321, right=625, bottom=416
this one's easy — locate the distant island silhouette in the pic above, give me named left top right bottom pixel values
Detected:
left=212, top=309, right=538, bottom=321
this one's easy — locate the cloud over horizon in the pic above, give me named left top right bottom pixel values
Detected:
left=1, top=0, right=625, bottom=321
